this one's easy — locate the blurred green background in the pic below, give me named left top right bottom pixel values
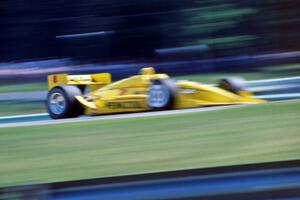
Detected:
left=1, top=0, right=300, bottom=61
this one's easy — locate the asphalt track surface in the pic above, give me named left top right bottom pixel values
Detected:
left=0, top=104, right=248, bottom=128
left=1, top=76, right=299, bottom=128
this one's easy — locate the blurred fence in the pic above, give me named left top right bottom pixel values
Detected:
left=1, top=51, right=300, bottom=83
left=1, top=160, right=300, bottom=200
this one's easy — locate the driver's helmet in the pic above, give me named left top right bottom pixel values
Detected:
left=140, top=67, right=155, bottom=75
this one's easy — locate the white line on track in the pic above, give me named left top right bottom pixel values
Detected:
left=0, top=105, right=248, bottom=128
left=1, top=99, right=298, bottom=129
left=247, top=76, right=300, bottom=84
left=0, top=113, right=48, bottom=120
left=255, top=93, right=300, bottom=99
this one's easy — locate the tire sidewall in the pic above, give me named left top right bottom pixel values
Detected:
left=46, top=85, right=82, bottom=119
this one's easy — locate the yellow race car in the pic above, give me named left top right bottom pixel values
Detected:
left=46, top=67, right=264, bottom=119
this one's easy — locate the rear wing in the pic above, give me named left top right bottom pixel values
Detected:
left=48, top=73, right=111, bottom=91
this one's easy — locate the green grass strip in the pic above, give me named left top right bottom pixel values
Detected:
left=0, top=100, right=299, bottom=187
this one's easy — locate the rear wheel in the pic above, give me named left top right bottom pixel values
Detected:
left=147, top=79, right=177, bottom=110
left=218, top=77, right=245, bottom=94
left=46, top=85, right=83, bottom=119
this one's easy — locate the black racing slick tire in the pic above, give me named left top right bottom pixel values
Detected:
left=147, top=79, right=177, bottom=110
left=46, top=85, right=83, bottom=119
left=218, top=77, right=245, bottom=94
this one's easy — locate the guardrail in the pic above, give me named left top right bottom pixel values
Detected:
left=1, top=160, right=300, bottom=200
left=0, top=91, right=47, bottom=101
left=245, top=76, right=300, bottom=100
left=1, top=76, right=300, bottom=102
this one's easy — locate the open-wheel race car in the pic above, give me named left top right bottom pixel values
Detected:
left=46, top=67, right=265, bottom=119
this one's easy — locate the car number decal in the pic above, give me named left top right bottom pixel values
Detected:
left=106, top=102, right=142, bottom=109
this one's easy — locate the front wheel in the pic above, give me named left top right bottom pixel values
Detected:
left=46, top=85, right=83, bottom=119
left=218, top=77, right=245, bottom=94
left=147, top=79, right=177, bottom=110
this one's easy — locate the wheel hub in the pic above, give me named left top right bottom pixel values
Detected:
left=49, top=92, right=66, bottom=115
left=147, top=85, right=169, bottom=108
